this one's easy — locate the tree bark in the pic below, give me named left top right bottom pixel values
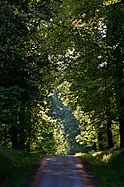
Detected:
left=106, top=98, right=113, bottom=149
left=11, top=126, right=18, bottom=149
left=98, top=131, right=104, bottom=151
left=119, top=118, right=124, bottom=148
left=106, top=2, right=124, bottom=148
left=107, top=119, right=113, bottom=148
left=119, top=95, right=124, bottom=148
left=18, top=99, right=26, bottom=149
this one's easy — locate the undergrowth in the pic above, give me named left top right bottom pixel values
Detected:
left=1, top=146, right=124, bottom=187
left=0, top=146, right=43, bottom=187
left=76, top=148, right=124, bottom=187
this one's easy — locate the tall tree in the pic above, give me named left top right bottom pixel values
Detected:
left=105, top=1, right=124, bottom=147
left=0, top=0, right=57, bottom=150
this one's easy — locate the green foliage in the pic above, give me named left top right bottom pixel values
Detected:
left=104, top=0, right=121, bottom=5
left=0, top=0, right=124, bottom=154
left=49, top=90, right=86, bottom=155
left=53, top=0, right=124, bottom=149
left=0, top=146, right=43, bottom=187
left=0, top=0, right=57, bottom=151
left=76, top=149, right=124, bottom=187
left=53, top=127, right=70, bottom=155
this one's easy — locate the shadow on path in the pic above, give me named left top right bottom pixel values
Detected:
left=29, top=156, right=99, bottom=187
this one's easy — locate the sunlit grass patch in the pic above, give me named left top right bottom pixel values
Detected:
left=76, top=149, right=124, bottom=187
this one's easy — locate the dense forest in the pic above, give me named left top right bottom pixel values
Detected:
left=0, top=0, right=124, bottom=155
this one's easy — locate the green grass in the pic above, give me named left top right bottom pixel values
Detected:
left=1, top=146, right=124, bottom=187
left=76, top=149, right=124, bottom=187
left=0, top=146, right=44, bottom=187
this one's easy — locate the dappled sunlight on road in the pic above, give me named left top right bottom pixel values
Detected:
left=30, top=156, right=99, bottom=187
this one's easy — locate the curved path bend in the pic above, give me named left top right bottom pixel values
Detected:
left=30, top=156, right=98, bottom=187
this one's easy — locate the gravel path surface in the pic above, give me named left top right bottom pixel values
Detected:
left=30, top=156, right=99, bottom=187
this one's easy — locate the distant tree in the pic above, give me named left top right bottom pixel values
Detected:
left=49, top=90, right=85, bottom=154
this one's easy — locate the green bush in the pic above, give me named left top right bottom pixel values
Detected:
left=0, top=146, right=43, bottom=187
left=76, top=149, right=124, bottom=187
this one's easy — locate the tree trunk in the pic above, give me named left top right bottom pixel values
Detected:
left=107, top=119, right=113, bottom=149
left=4, top=124, right=7, bottom=147
left=119, top=117, right=124, bottom=148
left=18, top=99, right=26, bottom=149
left=11, top=126, right=18, bottom=149
left=106, top=98, right=113, bottom=149
left=119, top=94, right=124, bottom=148
left=98, top=132, right=104, bottom=151
left=92, top=142, right=97, bottom=151
left=106, top=2, right=124, bottom=148
left=10, top=113, right=18, bottom=149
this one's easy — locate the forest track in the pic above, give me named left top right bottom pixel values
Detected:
left=29, top=156, right=99, bottom=187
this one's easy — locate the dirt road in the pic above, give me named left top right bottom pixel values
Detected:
left=30, top=156, right=98, bottom=187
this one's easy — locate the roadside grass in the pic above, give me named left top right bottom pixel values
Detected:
left=0, top=146, right=43, bottom=187
left=1, top=145, right=124, bottom=187
left=76, top=149, right=124, bottom=187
